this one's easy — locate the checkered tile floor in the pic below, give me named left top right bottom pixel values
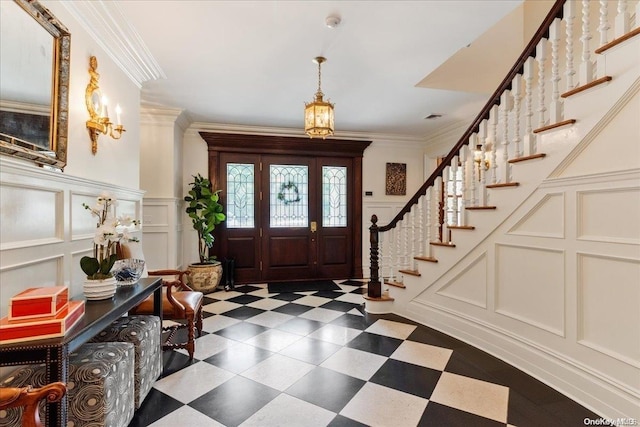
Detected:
left=129, top=280, right=598, bottom=427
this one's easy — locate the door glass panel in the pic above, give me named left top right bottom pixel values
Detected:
left=270, top=164, right=308, bottom=228
left=322, top=166, right=347, bottom=227
left=226, top=163, right=255, bottom=228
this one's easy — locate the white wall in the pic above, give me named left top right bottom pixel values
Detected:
left=0, top=2, right=144, bottom=315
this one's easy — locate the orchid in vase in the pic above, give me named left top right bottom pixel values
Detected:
left=80, top=193, right=140, bottom=280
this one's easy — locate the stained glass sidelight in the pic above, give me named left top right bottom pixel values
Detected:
left=226, top=163, right=255, bottom=228
left=270, top=164, right=308, bottom=228
left=322, top=166, right=347, bottom=227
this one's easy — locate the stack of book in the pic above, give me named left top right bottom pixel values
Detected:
left=0, top=286, right=85, bottom=344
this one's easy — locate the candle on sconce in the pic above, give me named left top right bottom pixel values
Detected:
left=115, top=105, right=122, bottom=126
left=102, top=96, right=109, bottom=120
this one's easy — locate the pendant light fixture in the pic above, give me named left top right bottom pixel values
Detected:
left=304, top=56, right=334, bottom=139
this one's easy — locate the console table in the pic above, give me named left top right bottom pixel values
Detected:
left=0, top=277, right=163, bottom=427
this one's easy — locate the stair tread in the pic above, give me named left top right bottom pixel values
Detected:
left=385, top=280, right=407, bottom=288
left=398, top=269, right=421, bottom=277
left=363, top=294, right=395, bottom=302
left=414, top=256, right=438, bottom=263
left=448, top=225, right=475, bottom=230
left=595, top=27, right=640, bottom=54
left=430, top=241, right=456, bottom=247
left=486, top=182, right=520, bottom=188
left=533, top=119, right=576, bottom=134
left=561, top=76, right=612, bottom=98
left=466, top=206, right=497, bottom=210
left=509, top=153, right=546, bottom=163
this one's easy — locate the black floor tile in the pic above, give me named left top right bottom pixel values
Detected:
left=313, top=290, right=346, bottom=299
left=128, top=388, right=184, bottom=427
left=346, top=331, right=403, bottom=357
left=444, top=351, right=500, bottom=384
left=276, top=316, right=324, bottom=335
left=542, top=398, right=601, bottom=426
left=507, top=390, right=566, bottom=427
left=330, top=313, right=375, bottom=330
left=407, top=325, right=468, bottom=350
left=202, top=296, right=218, bottom=305
left=271, top=292, right=306, bottom=302
left=419, top=401, right=505, bottom=427
left=214, top=321, right=268, bottom=341
left=203, top=342, right=273, bottom=373
left=285, top=366, right=366, bottom=413
left=159, top=350, right=197, bottom=378
left=339, top=279, right=367, bottom=286
left=279, top=336, right=342, bottom=364
left=221, top=305, right=265, bottom=320
left=321, top=300, right=362, bottom=312
left=490, top=366, right=566, bottom=404
left=234, top=285, right=263, bottom=293
left=370, top=359, right=442, bottom=399
left=328, top=414, right=369, bottom=426
left=349, top=287, right=367, bottom=294
left=272, top=302, right=313, bottom=316
left=226, top=294, right=263, bottom=305
left=189, top=376, right=279, bottom=427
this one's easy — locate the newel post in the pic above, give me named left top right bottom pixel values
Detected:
left=368, top=215, right=382, bottom=298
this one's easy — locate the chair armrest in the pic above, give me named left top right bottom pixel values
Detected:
left=148, top=269, right=194, bottom=291
left=164, top=280, right=186, bottom=312
left=0, top=382, right=66, bottom=427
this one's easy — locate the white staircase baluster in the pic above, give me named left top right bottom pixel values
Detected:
left=468, top=134, right=478, bottom=207
left=410, top=209, right=417, bottom=270
left=500, top=91, right=512, bottom=184
left=615, top=0, right=630, bottom=39
left=599, top=1, right=610, bottom=46
left=489, top=105, right=499, bottom=185
left=565, top=0, right=576, bottom=90
left=580, top=0, right=594, bottom=84
left=417, top=195, right=424, bottom=265
left=523, top=57, right=537, bottom=156
left=403, top=215, right=410, bottom=271
left=434, top=176, right=442, bottom=242
left=536, top=38, right=548, bottom=128
left=459, top=146, right=468, bottom=227
left=478, top=121, right=489, bottom=205
left=512, top=74, right=523, bottom=159
left=389, top=228, right=396, bottom=282
left=450, top=156, right=459, bottom=227
left=425, top=187, right=432, bottom=257
left=549, top=18, right=563, bottom=123
left=442, top=166, right=450, bottom=244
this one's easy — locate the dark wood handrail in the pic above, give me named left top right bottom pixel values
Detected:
left=378, top=0, right=565, bottom=233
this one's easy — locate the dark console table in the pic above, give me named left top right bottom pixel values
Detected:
left=0, top=277, right=163, bottom=427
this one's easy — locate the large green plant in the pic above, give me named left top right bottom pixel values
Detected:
left=184, top=174, right=226, bottom=264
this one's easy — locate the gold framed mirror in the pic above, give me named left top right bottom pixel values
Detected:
left=0, top=0, right=70, bottom=170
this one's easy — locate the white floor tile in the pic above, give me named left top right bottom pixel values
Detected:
left=239, top=393, right=335, bottom=427
left=347, top=308, right=364, bottom=317
left=299, top=307, right=344, bottom=323
left=245, top=311, right=294, bottom=328
left=176, top=333, right=237, bottom=360
left=208, top=290, right=245, bottom=300
left=246, top=297, right=287, bottom=310
left=307, top=324, right=361, bottom=346
left=202, top=300, right=242, bottom=314
left=340, top=382, right=428, bottom=426
left=153, top=361, right=235, bottom=404
left=201, top=314, right=240, bottom=333
left=241, top=354, right=314, bottom=391
left=390, top=340, right=453, bottom=371
left=335, top=292, right=365, bottom=305
left=320, top=347, right=387, bottom=381
left=430, top=372, right=509, bottom=423
left=244, top=328, right=303, bottom=352
left=149, top=405, right=225, bottom=427
left=365, top=319, right=417, bottom=339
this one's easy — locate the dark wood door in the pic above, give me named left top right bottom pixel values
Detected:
left=205, top=133, right=370, bottom=284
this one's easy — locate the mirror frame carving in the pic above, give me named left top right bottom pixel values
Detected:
left=0, top=0, right=70, bottom=169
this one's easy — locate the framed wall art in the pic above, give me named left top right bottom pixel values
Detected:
left=385, top=162, right=406, bottom=195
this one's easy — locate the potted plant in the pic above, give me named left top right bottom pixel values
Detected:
left=80, top=193, right=140, bottom=300
left=184, top=173, right=226, bottom=292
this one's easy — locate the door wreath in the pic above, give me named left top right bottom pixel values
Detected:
left=277, top=181, right=301, bottom=205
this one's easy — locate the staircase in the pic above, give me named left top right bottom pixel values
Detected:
left=366, top=0, right=640, bottom=420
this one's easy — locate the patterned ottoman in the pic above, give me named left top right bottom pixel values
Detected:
left=90, top=315, right=162, bottom=408
left=0, top=342, right=135, bottom=427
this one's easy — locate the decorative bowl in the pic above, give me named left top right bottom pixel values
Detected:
left=112, top=259, right=145, bottom=286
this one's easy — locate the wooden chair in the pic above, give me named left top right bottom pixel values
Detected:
left=0, top=382, right=66, bottom=427
left=128, top=269, right=204, bottom=360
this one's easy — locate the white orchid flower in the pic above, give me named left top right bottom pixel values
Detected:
left=117, top=214, right=136, bottom=227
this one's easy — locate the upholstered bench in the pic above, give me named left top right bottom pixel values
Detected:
left=90, top=315, right=162, bottom=408
left=0, top=342, right=135, bottom=427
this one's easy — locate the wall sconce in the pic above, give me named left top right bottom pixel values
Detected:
left=473, top=144, right=490, bottom=179
left=85, top=56, right=125, bottom=155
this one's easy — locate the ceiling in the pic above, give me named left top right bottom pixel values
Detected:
left=99, top=1, right=529, bottom=140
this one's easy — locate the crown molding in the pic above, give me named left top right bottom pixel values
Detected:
left=140, top=106, right=190, bottom=129
left=188, top=121, right=427, bottom=147
left=60, top=1, right=165, bottom=88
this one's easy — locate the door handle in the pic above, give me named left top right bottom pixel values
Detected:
left=310, top=221, right=317, bottom=233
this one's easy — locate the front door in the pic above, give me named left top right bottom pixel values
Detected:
left=219, top=153, right=353, bottom=283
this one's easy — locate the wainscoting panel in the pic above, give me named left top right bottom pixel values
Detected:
left=142, top=198, right=181, bottom=270
left=495, top=244, right=565, bottom=337
left=436, top=252, right=488, bottom=309
left=142, top=232, right=169, bottom=269
left=507, top=192, right=565, bottom=239
left=0, top=183, right=61, bottom=248
left=0, top=158, right=144, bottom=318
left=577, top=187, right=640, bottom=245
left=577, top=252, right=640, bottom=367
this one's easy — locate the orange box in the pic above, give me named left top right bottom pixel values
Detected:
left=0, top=300, right=85, bottom=344
left=8, top=286, right=69, bottom=321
